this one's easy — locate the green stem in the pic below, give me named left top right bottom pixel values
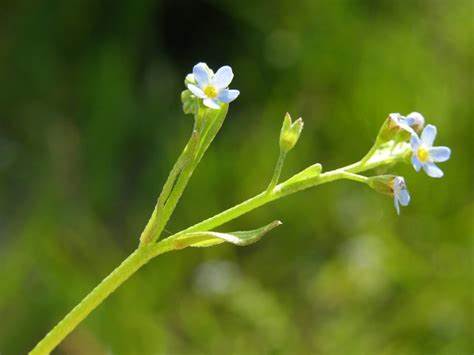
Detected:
left=141, top=105, right=229, bottom=246
left=359, top=139, right=380, bottom=166
left=29, top=242, right=174, bottom=355
left=30, top=149, right=404, bottom=354
left=267, top=151, right=287, bottom=192
left=339, top=172, right=369, bottom=184
left=177, top=152, right=401, bottom=235
left=139, top=144, right=188, bottom=245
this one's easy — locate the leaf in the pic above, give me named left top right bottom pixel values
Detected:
left=284, top=163, right=322, bottom=185
left=171, top=221, right=282, bottom=249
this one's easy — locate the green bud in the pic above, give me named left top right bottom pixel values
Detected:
left=181, top=90, right=198, bottom=115
left=377, top=113, right=403, bottom=143
left=185, top=73, right=196, bottom=86
left=367, top=175, right=396, bottom=196
left=406, top=112, right=425, bottom=134
left=279, top=113, right=304, bottom=153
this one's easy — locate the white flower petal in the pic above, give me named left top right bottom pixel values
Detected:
left=410, top=134, right=420, bottom=150
left=411, top=156, right=422, bottom=172
left=389, top=113, right=402, bottom=121
left=398, top=120, right=415, bottom=134
left=203, top=98, right=221, bottom=109
left=187, top=84, right=206, bottom=99
left=394, top=197, right=400, bottom=215
left=212, top=66, right=234, bottom=89
left=423, top=162, right=444, bottom=178
left=406, top=112, right=425, bottom=128
left=398, top=189, right=410, bottom=206
left=218, top=89, right=240, bottom=103
left=421, top=124, right=437, bottom=147
left=193, top=62, right=211, bottom=87
left=429, top=146, right=451, bottom=162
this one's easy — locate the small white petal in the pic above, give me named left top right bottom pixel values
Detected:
left=394, top=197, right=400, bottom=215
left=389, top=113, right=402, bottom=121
left=398, top=189, right=411, bottom=206
left=406, top=112, right=425, bottom=127
left=203, top=98, right=221, bottom=109
left=187, top=84, right=206, bottom=99
left=410, top=134, right=420, bottom=150
left=212, top=66, right=234, bottom=89
left=218, top=89, right=240, bottom=103
left=404, top=117, right=415, bottom=126
left=398, top=120, right=415, bottom=134
left=411, top=156, right=422, bottom=172
left=423, top=162, right=444, bottom=178
left=421, top=124, right=437, bottom=147
left=429, top=146, right=451, bottom=162
left=193, top=63, right=211, bottom=87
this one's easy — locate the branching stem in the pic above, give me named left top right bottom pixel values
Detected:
left=29, top=145, right=404, bottom=354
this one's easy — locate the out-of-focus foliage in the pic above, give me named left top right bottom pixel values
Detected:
left=0, top=0, right=472, bottom=354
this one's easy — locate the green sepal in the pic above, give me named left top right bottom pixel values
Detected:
left=171, top=220, right=282, bottom=249
left=367, top=175, right=396, bottom=196
left=181, top=90, right=199, bottom=115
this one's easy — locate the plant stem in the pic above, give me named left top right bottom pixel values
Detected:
left=139, top=141, right=189, bottom=245
left=339, top=172, right=369, bottom=184
left=141, top=105, right=229, bottom=246
left=359, top=139, right=379, bottom=166
left=30, top=148, right=404, bottom=354
left=177, top=152, right=401, bottom=235
left=267, top=151, right=287, bottom=192
left=29, top=242, right=174, bottom=355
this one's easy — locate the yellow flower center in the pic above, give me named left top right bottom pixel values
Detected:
left=203, top=85, right=218, bottom=98
left=417, top=146, right=430, bottom=163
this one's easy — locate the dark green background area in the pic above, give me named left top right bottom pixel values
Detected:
left=0, top=0, right=472, bottom=354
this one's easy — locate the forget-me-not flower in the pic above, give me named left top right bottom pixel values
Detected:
left=187, top=63, right=240, bottom=109
left=410, top=124, right=451, bottom=178
left=392, top=176, right=410, bottom=215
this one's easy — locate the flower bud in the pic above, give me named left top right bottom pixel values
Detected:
left=377, top=112, right=425, bottom=144
left=377, top=113, right=405, bottom=143
left=181, top=89, right=198, bottom=115
left=368, top=175, right=410, bottom=215
left=279, top=113, right=304, bottom=153
left=185, top=73, right=196, bottom=86
left=405, top=112, right=425, bottom=133
left=367, top=175, right=397, bottom=196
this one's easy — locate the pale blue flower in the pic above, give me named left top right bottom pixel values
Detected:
left=392, top=176, right=410, bottom=215
left=410, top=124, right=451, bottom=178
left=187, top=63, right=240, bottom=109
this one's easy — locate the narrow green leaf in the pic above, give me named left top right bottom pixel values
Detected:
left=284, top=163, right=322, bottom=185
left=172, top=220, right=282, bottom=249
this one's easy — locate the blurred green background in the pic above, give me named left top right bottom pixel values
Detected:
left=0, top=0, right=472, bottom=354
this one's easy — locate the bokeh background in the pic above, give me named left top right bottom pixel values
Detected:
left=0, top=0, right=473, bottom=354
